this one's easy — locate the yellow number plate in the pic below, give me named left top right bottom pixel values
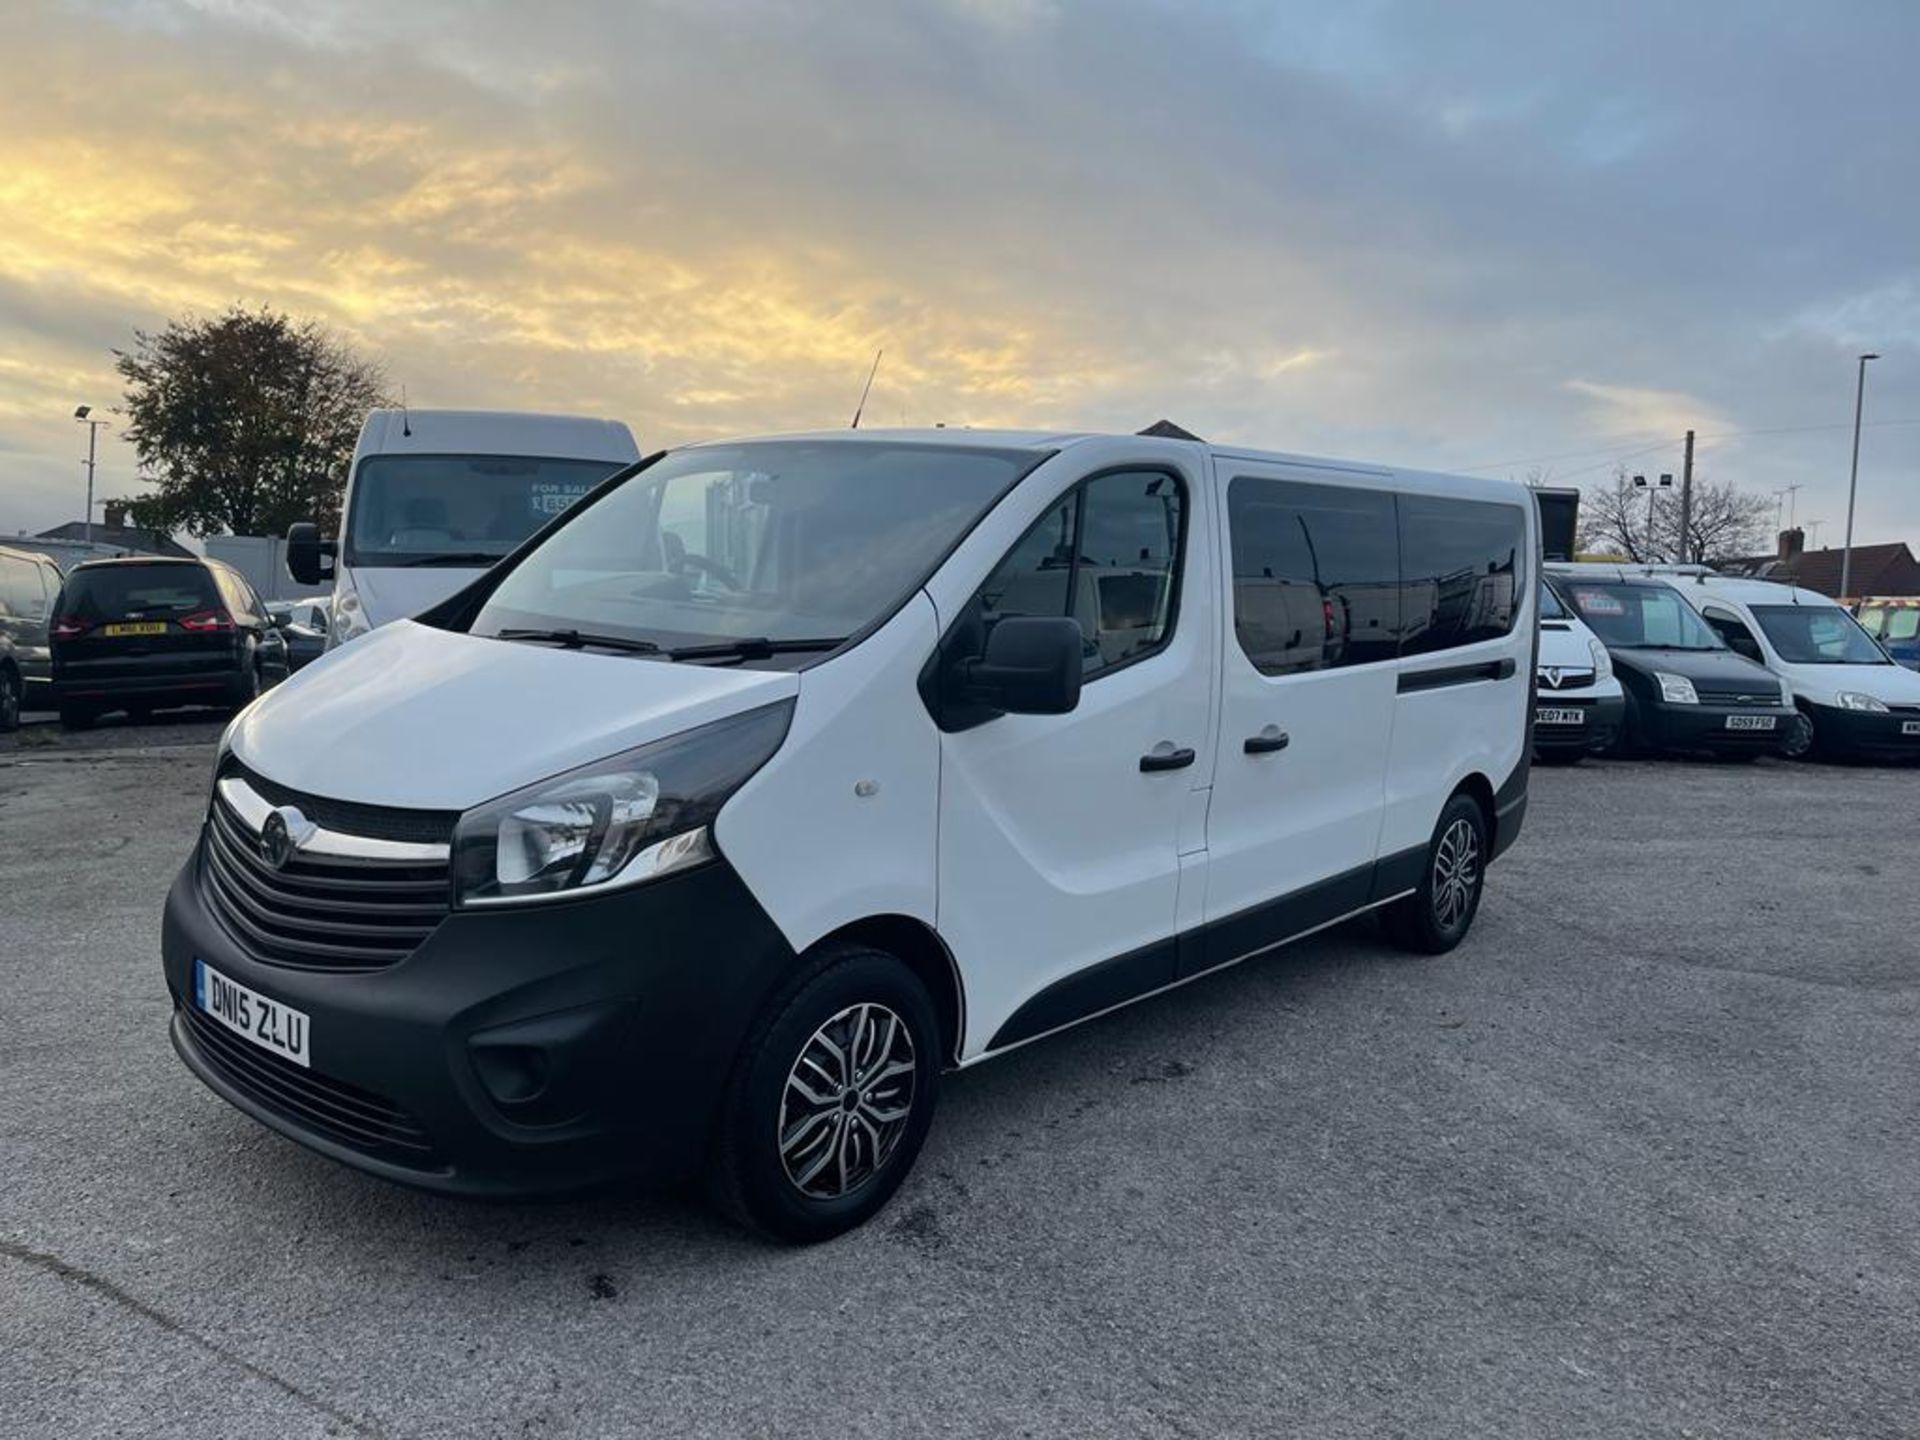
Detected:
left=103, top=622, right=168, bottom=636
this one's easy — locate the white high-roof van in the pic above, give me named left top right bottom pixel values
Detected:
left=1673, top=574, right=1920, bottom=761
left=287, top=408, right=639, bottom=648
left=169, top=428, right=1536, bottom=1240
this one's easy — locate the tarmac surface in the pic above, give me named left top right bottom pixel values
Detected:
left=2, top=716, right=1916, bottom=1437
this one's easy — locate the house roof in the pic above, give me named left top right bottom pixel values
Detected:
left=35, top=521, right=193, bottom=558
left=1719, top=541, right=1920, bottom=600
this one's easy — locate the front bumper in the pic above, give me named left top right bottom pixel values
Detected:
left=1533, top=691, right=1625, bottom=753
left=1649, top=703, right=1797, bottom=753
left=1805, top=700, right=1920, bottom=760
left=162, top=838, right=797, bottom=1196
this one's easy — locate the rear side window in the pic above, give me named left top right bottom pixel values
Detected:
left=975, top=470, right=1184, bottom=680
left=59, top=565, right=219, bottom=622
left=1227, top=479, right=1399, bottom=675
left=1398, top=495, right=1525, bottom=656
left=1889, top=610, right=1920, bottom=642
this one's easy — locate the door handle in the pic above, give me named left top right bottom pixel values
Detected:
left=1243, top=728, right=1290, bottom=755
left=1139, top=745, right=1196, bottom=773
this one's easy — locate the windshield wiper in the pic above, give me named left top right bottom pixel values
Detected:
left=664, top=636, right=845, bottom=662
left=398, top=552, right=510, bottom=568
left=493, top=628, right=662, bottom=654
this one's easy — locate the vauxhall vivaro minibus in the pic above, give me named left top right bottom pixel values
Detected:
left=286, top=408, right=639, bottom=648
left=167, top=429, right=1535, bottom=1240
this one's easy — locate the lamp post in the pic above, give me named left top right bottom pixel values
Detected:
left=1838, top=353, right=1879, bottom=603
left=1631, top=472, right=1674, bottom=561
left=74, top=405, right=107, bottom=546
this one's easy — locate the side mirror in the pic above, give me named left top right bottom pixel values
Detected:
left=1728, top=635, right=1762, bottom=662
left=959, top=617, right=1083, bottom=716
left=286, top=522, right=335, bottom=586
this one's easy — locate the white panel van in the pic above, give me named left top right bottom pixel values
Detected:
left=1674, top=575, right=1920, bottom=761
left=287, top=408, right=639, bottom=647
left=166, top=430, right=1535, bottom=1240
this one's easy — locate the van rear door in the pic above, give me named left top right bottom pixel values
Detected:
left=1198, top=464, right=1400, bottom=976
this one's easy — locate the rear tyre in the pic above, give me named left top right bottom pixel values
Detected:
left=229, top=657, right=262, bottom=712
left=1532, top=747, right=1584, bottom=767
left=58, top=703, right=95, bottom=732
left=708, top=945, right=939, bottom=1244
left=0, top=665, right=20, bottom=732
left=1383, top=791, right=1488, bottom=956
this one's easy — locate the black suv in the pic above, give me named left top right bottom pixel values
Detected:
left=51, top=557, right=289, bottom=728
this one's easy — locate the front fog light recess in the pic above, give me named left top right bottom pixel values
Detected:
left=452, top=700, right=792, bottom=908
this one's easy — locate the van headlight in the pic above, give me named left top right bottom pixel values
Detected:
left=1655, top=672, right=1699, bottom=705
left=328, top=574, right=372, bottom=648
left=1588, top=638, right=1614, bottom=682
left=451, top=701, right=793, bottom=908
left=1835, top=691, right=1889, bottom=713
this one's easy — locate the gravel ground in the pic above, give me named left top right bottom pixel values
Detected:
left=1, top=726, right=1916, bottom=1439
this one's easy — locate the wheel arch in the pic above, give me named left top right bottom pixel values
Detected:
left=811, top=914, right=965, bottom=1068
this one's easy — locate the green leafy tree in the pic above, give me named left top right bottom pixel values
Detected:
left=111, top=307, right=392, bottom=537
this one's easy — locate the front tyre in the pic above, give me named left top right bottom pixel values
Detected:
left=1383, top=792, right=1489, bottom=955
left=708, top=945, right=939, bottom=1243
left=0, top=665, right=20, bottom=732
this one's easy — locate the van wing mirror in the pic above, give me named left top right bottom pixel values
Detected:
left=1727, top=633, right=1762, bottom=662
left=959, top=617, right=1084, bottom=716
left=286, top=522, right=336, bottom=586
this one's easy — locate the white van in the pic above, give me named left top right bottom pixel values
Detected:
left=166, top=429, right=1535, bottom=1240
left=287, top=409, right=640, bottom=648
left=1532, top=580, right=1625, bottom=763
left=1674, top=575, right=1920, bottom=761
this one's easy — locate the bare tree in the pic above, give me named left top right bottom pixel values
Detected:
left=1663, top=476, right=1772, bottom=565
left=1577, top=467, right=1658, bottom=561
left=1576, top=465, right=1772, bottom=565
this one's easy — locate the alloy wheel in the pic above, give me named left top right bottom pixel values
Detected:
left=1432, top=817, right=1481, bottom=930
left=777, top=1002, right=917, bottom=1200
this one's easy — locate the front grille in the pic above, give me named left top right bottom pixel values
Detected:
left=226, top=759, right=457, bottom=844
left=180, top=1003, right=435, bottom=1161
left=1536, top=667, right=1596, bottom=692
left=1695, top=686, right=1782, bottom=707
left=201, top=790, right=451, bottom=973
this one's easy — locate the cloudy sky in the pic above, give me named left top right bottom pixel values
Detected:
left=2, top=0, right=1916, bottom=552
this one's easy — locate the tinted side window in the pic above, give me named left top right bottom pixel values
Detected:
left=1227, top=478, right=1399, bottom=675
left=974, top=470, right=1184, bottom=681
left=1398, top=495, right=1525, bottom=656
left=0, top=556, right=23, bottom=618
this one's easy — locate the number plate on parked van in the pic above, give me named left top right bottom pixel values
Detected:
left=194, top=960, right=310, bottom=1068
left=1724, top=715, right=1776, bottom=731
left=1536, top=707, right=1585, bottom=726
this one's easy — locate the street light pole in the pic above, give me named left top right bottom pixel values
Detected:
left=74, top=405, right=106, bottom=546
left=1838, top=352, right=1879, bottom=603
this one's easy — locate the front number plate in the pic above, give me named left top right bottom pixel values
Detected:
left=1903, top=720, right=1920, bottom=736
left=194, top=959, right=310, bottom=1068
left=1536, top=707, right=1586, bottom=726
left=1724, top=715, right=1777, bottom=731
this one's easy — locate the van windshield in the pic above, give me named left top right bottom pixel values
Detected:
left=468, top=440, right=1038, bottom=656
left=1749, top=604, right=1889, bottom=665
left=344, top=454, right=629, bottom=566
left=1560, top=580, right=1723, bottom=650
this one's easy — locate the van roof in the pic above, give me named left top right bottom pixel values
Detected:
left=682, top=427, right=1523, bottom=500
left=356, top=409, right=640, bottom=463
left=1673, top=574, right=1841, bottom=609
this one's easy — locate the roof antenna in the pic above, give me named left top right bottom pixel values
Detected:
left=850, top=349, right=883, bottom=429
left=400, top=384, right=412, bottom=437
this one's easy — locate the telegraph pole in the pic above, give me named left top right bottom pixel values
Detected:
left=1677, top=429, right=1695, bottom=564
